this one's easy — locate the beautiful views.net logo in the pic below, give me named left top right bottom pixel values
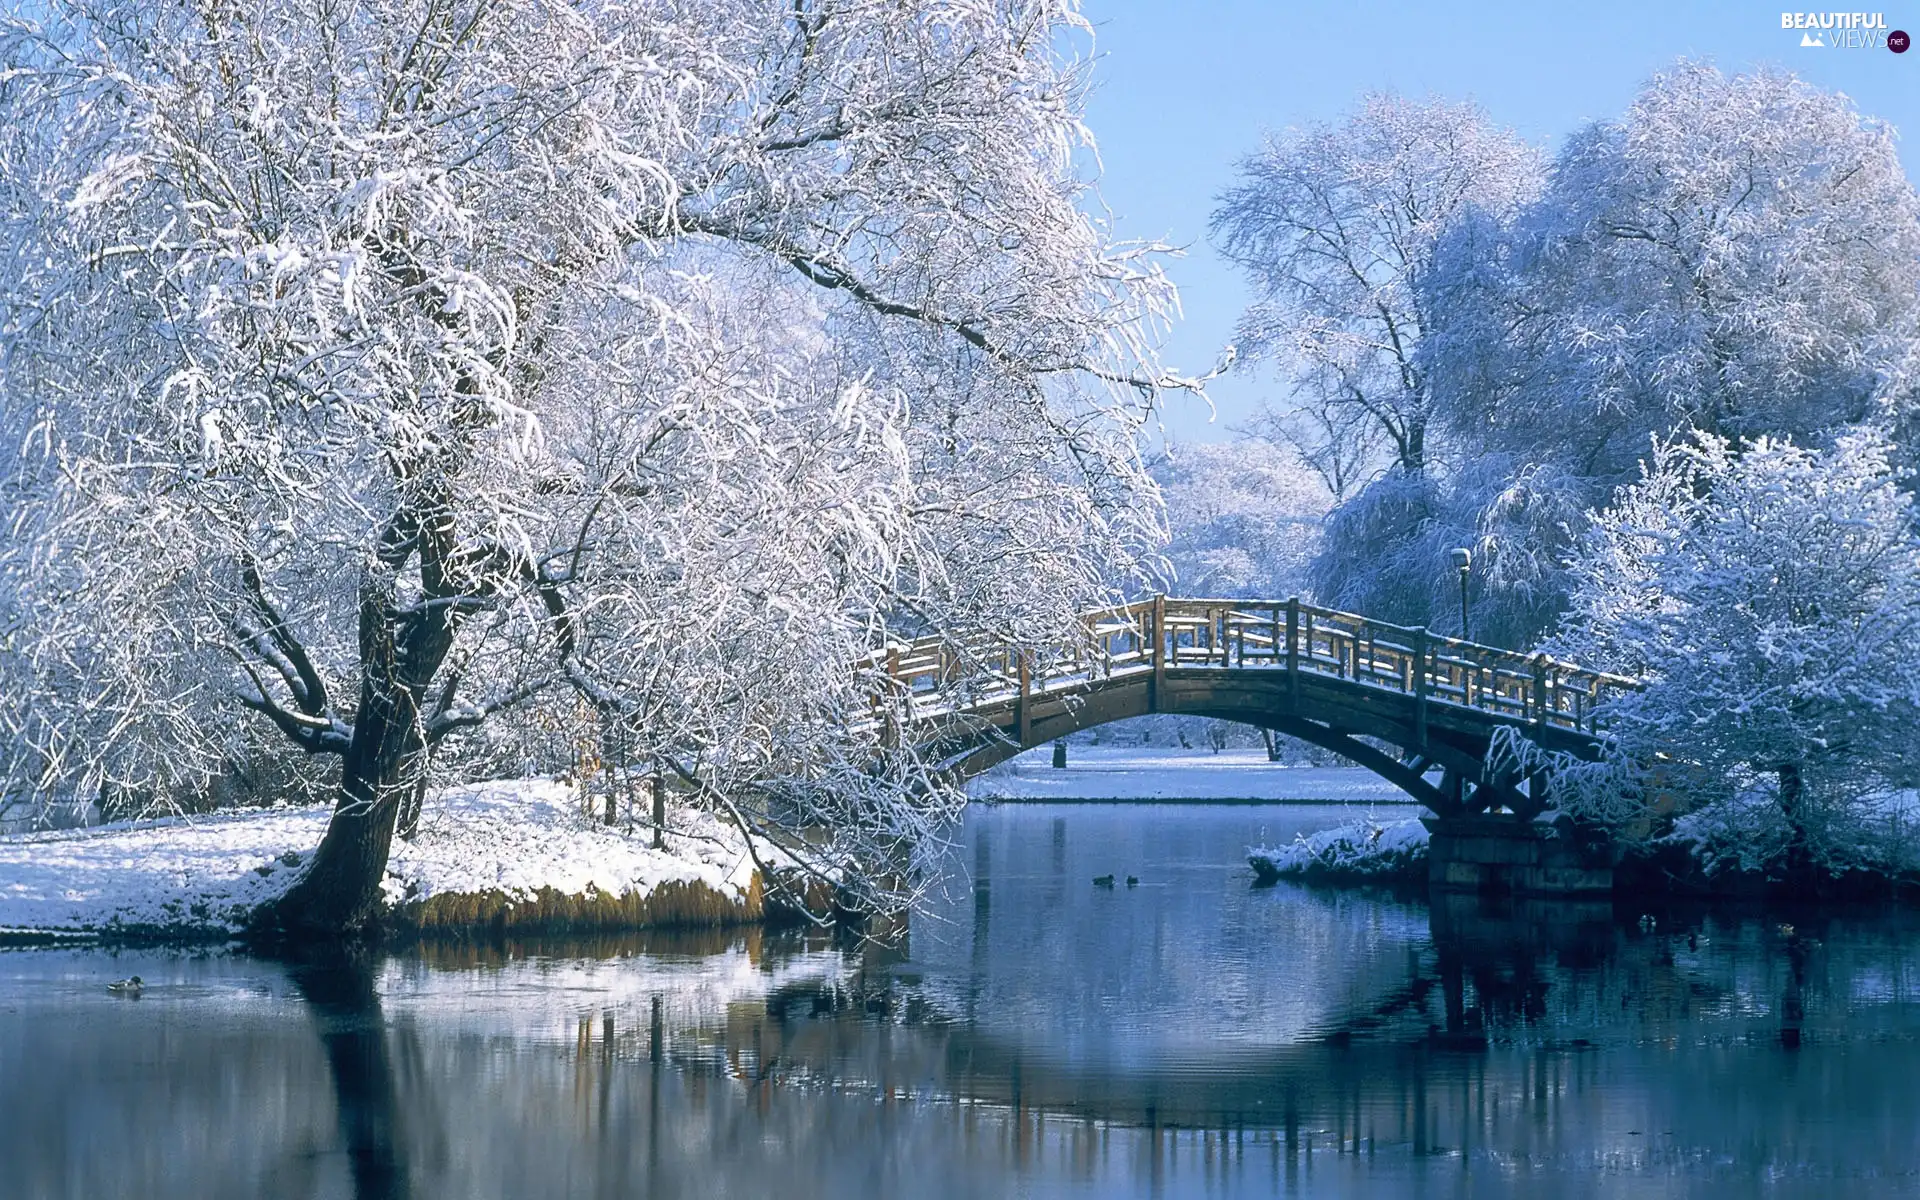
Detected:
left=1781, top=12, right=1909, bottom=50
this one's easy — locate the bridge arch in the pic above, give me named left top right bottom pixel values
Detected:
left=937, top=683, right=1499, bottom=816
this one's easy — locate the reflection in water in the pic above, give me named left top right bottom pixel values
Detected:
left=287, top=949, right=409, bottom=1200
left=5, top=803, right=1920, bottom=1197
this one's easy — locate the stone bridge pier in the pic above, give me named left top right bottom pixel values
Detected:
left=1424, top=814, right=1615, bottom=897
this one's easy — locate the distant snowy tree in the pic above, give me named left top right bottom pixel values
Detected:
left=1550, top=430, right=1920, bottom=878
left=1240, top=399, right=1381, bottom=503
left=1309, top=455, right=1587, bottom=646
left=1149, top=439, right=1328, bottom=599
left=1213, top=93, right=1542, bottom=477
left=0, top=0, right=1192, bottom=934
left=1210, top=93, right=1541, bottom=636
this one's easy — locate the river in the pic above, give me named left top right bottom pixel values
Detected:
left=5, top=800, right=1920, bottom=1198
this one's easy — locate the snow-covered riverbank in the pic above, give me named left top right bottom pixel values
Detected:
left=0, top=753, right=1419, bottom=939
left=1248, top=817, right=1430, bottom=886
left=0, top=781, right=762, bottom=940
left=966, top=747, right=1413, bottom=804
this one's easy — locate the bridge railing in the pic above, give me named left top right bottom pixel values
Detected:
left=865, top=596, right=1637, bottom=736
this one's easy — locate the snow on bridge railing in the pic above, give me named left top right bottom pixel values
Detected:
left=861, top=596, right=1639, bottom=736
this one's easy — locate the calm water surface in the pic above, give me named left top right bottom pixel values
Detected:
left=6, top=801, right=1920, bottom=1198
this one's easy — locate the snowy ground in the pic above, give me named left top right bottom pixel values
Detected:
left=0, top=780, right=759, bottom=937
left=965, top=747, right=1414, bottom=803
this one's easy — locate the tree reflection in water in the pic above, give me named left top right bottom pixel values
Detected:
left=287, top=948, right=411, bottom=1200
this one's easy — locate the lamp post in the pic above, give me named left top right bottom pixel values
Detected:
left=1449, top=547, right=1472, bottom=642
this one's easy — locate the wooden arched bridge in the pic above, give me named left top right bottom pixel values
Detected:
left=870, top=598, right=1641, bottom=894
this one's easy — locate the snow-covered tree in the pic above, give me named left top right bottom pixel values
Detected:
left=1209, top=93, right=1543, bottom=637
left=0, top=0, right=1191, bottom=934
left=1212, top=93, right=1542, bottom=477
left=1149, top=439, right=1327, bottom=599
left=1406, top=62, right=1920, bottom=647
left=1428, top=62, right=1920, bottom=482
left=1550, top=430, right=1920, bottom=879
left=1343, top=60, right=1920, bottom=649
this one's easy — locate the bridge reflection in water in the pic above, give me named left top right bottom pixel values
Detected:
left=7, top=804, right=1920, bottom=1198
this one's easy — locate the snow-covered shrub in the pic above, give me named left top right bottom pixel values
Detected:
left=1249, top=816, right=1428, bottom=885
left=1308, top=457, right=1586, bottom=647
left=1551, top=429, right=1920, bottom=878
left=1309, top=467, right=1448, bottom=630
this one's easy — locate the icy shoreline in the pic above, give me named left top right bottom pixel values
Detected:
left=0, top=780, right=763, bottom=940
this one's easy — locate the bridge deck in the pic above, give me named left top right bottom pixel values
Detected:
left=869, top=597, right=1636, bottom=738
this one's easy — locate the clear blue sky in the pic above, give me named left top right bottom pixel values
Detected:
left=1080, top=0, right=1920, bottom=440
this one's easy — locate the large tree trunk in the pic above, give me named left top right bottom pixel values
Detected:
left=254, top=682, right=428, bottom=938
left=254, top=570, right=454, bottom=940
left=1777, top=761, right=1812, bottom=884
